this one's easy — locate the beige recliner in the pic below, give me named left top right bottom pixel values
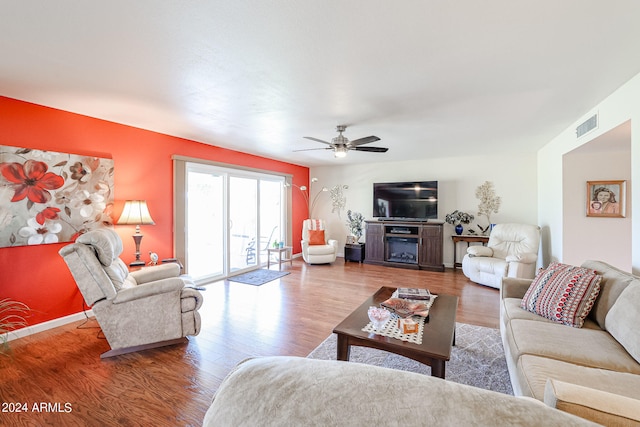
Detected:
left=301, top=219, right=338, bottom=264
left=461, top=223, right=540, bottom=289
left=59, top=228, right=203, bottom=358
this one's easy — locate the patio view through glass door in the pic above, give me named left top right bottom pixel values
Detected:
left=184, top=163, right=285, bottom=283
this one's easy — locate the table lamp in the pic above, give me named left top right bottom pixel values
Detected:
left=116, top=200, right=155, bottom=266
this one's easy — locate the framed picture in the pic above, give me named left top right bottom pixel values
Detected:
left=586, top=180, right=626, bottom=218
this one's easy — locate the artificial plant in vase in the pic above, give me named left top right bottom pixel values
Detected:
left=475, top=181, right=501, bottom=235
left=445, top=210, right=474, bottom=235
left=345, top=210, right=364, bottom=243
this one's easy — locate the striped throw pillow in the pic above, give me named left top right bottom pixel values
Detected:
left=520, top=262, right=602, bottom=328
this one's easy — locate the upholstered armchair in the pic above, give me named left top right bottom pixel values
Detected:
left=461, top=223, right=540, bottom=289
left=301, top=219, right=338, bottom=264
left=59, top=228, right=203, bottom=358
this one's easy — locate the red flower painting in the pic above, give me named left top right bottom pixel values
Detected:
left=0, top=146, right=114, bottom=248
left=0, top=159, right=64, bottom=204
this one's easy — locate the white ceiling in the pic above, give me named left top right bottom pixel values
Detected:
left=2, top=1, right=640, bottom=166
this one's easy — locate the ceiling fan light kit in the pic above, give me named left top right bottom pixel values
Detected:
left=297, top=125, right=389, bottom=158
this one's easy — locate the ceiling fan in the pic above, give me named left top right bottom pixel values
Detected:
left=296, top=125, right=388, bottom=158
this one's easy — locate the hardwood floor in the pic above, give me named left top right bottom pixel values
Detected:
left=1, top=260, right=499, bottom=426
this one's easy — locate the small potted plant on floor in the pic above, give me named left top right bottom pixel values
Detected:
left=445, top=210, right=474, bottom=235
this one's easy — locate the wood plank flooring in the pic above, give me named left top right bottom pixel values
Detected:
left=0, top=260, right=499, bottom=426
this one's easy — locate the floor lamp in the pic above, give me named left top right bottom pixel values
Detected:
left=116, top=200, right=155, bottom=266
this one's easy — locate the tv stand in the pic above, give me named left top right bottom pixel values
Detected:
left=364, top=220, right=444, bottom=272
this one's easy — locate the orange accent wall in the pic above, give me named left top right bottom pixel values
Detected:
left=0, top=96, right=309, bottom=327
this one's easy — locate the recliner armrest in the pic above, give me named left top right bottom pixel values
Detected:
left=111, top=278, right=186, bottom=304
left=544, top=378, right=640, bottom=426
left=505, top=252, right=537, bottom=264
left=129, top=263, right=181, bottom=284
left=467, top=246, right=493, bottom=257
left=328, top=239, right=338, bottom=249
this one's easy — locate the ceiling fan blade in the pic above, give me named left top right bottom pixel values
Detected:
left=354, top=146, right=389, bottom=153
left=349, top=136, right=380, bottom=146
left=303, top=136, right=332, bottom=145
left=293, top=147, right=333, bottom=152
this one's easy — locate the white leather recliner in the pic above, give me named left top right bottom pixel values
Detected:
left=461, top=223, right=540, bottom=289
left=301, top=219, right=338, bottom=264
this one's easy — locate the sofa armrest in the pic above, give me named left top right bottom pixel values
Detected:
left=505, top=252, right=537, bottom=264
left=129, top=262, right=181, bottom=284
left=467, top=246, right=493, bottom=257
left=544, top=378, right=640, bottom=426
left=501, top=277, right=533, bottom=299
left=112, top=277, right=185, bottom=304
left=328, top=239, right=338, bottom=250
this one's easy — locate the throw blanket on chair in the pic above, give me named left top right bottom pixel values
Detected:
left=309, top=219, right=324, bottom=230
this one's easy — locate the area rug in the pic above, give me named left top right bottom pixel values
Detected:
left=307, top=322, right=513, bottom=395
left=227, top=269, right=290, bottom=286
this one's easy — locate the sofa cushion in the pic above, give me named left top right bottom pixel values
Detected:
left=506, top=319, right=640, bottom=374
left=204, top=356, right=597, bottom=427
left=516, top=354, right=640, bottom=401
left=520, top=262, right=601, bottom=328
left=544, top=378, right=640, bottom=426
left=307, top=229, right=325, bottom=245
left=605, top=281, right=640, bottom=364
left=582, top=260, right=638, bottom=329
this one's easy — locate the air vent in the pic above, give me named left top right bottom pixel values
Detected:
left=576, top=114, right=598, bottom=138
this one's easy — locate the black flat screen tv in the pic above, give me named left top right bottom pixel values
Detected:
left=373, top=181, right=438, bottom=220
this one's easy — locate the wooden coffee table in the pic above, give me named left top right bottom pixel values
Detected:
left=333, top=286, right=458, bottom=378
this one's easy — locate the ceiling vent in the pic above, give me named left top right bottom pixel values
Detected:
left=576, top=114, right=598, bottom=138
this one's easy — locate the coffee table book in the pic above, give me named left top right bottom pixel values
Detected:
left=396, top=287, right=431, bottom=300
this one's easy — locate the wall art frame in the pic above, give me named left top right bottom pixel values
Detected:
left=586, top=180, right=626, bottom=218
left=0, top=145, right=114, bottom=247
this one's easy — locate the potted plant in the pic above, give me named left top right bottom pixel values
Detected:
left=346, top=210, right=365, bottom=243
left=445, top=210, right=474, bottom=235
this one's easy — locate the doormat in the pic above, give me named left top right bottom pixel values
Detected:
left=227, top=269, right=290, bottom=286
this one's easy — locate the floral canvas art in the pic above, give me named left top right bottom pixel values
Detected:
left=0, top=146, right=114, bottom=247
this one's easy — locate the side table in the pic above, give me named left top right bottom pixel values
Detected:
left=344, top=243, right=365, bottom=263
left=451, top=235, right=489, bottom=269
left=267, top=246, right=293, bottom=270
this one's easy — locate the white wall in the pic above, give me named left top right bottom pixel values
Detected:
left=538, top=71, right=640, bottom=274
left=309, top=153, right=537, bottom=267
left=562, top=124, right=631, bottom=270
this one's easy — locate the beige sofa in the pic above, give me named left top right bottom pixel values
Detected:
left=204, top=356, right=597, bottom=426
left=500, top=260, right=640, bottom=425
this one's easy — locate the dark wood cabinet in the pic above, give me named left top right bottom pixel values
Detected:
left=364, top=220, right=444, bottom=271
left=364, top=222, right=384, bottom=262
left=419, top=224, right=443, bottom=270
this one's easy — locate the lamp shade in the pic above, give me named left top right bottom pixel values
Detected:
left=116, top=200, right=155, bottom=225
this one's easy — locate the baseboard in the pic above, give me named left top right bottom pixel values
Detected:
left=3, top=309, right=94, bottom=342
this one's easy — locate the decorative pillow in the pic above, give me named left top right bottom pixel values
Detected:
left=520, top=262, right=602, bottom=328
left=308, top=229, right=326, bottom=245
left=605, top=281, right=640, bottom=364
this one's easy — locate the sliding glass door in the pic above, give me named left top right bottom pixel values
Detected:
left=229, top=176, right=258, bottom=272
left=181, top=162, right=285, bottom=283
left=186, top=167, right=225, bottom=279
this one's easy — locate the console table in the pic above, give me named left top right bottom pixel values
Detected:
left=451, top=235, right=489, bottom=269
